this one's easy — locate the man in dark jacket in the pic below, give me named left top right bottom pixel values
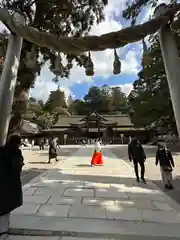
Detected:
left=0, top=134, right=24, bottom=234
left=128, top=137, right=146, bottom=183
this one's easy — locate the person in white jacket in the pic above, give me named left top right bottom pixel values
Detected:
left=91, top=139, right=103, bottom=166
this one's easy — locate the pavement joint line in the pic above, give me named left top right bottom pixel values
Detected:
left=111, top=151, right=180, bottom=215
left=22, top=171, right=48, bottom=189
left=67, top=205, right=71, bottom=218
left=0, top=234, right=8, bottom=240
left=36, top=204, right=43, bottom=214
left=62, top=187, right=67, bottom=197
left=44, top=196, right=51, bottom=204
left=32, top=188, right=39, bottom=196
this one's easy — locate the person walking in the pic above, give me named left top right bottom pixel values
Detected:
left=48, top=142, right=58, bottom=163
left=128, top=137, right=146, bottom=183
left=39, top=139, right=44, bottom=150
left=31, top=139, right=35, bottom=147
left=0, top=134, right=24, bottom=235
left=91, top=139, right=103, bottom=166
left=155, top=142, right=174, bottom=189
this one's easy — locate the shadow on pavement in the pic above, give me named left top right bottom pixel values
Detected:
left=152, top=176, right=180, bottom=205
left=21, top=168, right=46, bottom=186
left=28, top=161, right=50, bottom=164
left=19, top=163, right=180, bottom=233
left=43, top=169, right=152, bottom=191
left=75, top=164, right=92, bottom=167
left=110, top=147, right=180, bottom=205
left=21, top=148, right=79, bottom=186
left=39, top=148, right=78, bottom=157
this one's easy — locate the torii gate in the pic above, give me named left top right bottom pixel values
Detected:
left=0, top=3, right=180, bottom=145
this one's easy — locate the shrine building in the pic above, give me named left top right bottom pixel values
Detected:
left=40, top=111, right=150, bottom=144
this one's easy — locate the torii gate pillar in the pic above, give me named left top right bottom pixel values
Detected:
left=154, top=4, right=180, bottom=137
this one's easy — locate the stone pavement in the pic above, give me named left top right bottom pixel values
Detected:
left=6, top=146, right=180, bottom=239
left=20, top=147, right=79, bottom=185
left=111, top=145, right=180, bottom=205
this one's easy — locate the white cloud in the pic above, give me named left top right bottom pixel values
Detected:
left=31, top=0, right=140, bottom=100
left=120, top=83, right=133, bottom=96
left=110, top=83, right=133, bottom=96
left=0, top=1, right=141, bottom=101
left=30, top=73, right=74, bottom=102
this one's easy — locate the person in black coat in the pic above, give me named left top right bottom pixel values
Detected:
left=48, top=142, right=58, bottom=163
left=128, top=137, right=146, bottom=183
left=0, top=134, right=24, bottom=234
left=156, top=142, right=175, bottom=189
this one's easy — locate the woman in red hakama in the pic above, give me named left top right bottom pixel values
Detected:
left=91, top=139, right=103, bottom=166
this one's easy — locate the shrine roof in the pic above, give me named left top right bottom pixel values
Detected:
left=53, top=114, right=133, bottom=128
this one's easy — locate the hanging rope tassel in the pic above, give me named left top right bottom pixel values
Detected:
left=53, top=52, right=63, bottom=76
left=67, top=55, right=73, bottom=70
left=26, top=45, right=37, bottom=69
left=142, top=39, right=151, bottom=66
left=85, top=51, right=94, bottom=76
left=113, top=49, right=121, bottom=75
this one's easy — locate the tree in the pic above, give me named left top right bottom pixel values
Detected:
left=0, top=0, right=179, bottom=135
left=0, top=2, right=178, bottom=54
left=0, top=30, right=8, bottom=75
left=69, top=85, right=129, bottom=115
left=43, top=88, right=67, bottom=113
left=35, top=112, right=54, bottom=129
left=99, top=85, right=112, bottom=113
left=25, top=88, right=72, bottom=128
left=24, top=97, right=44, bottom=122
left=128, top=36, right=177, bottom=133
left=69, top=99, right=88, bottom=115
left=0, top=0, right=108, bottom=132
left=25, top=84, right=130, bottom=119
left=110, top=87, right=128, bottom=113
left=122, top=0, right=180, bottom=134
left=84, top=86, right=105, bottom=112
left=122, top=0, right=171, bottom=25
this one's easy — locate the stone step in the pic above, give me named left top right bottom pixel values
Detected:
left=4, top=235, right=180, bottom=240
left=9, top=215, right=180, bottom=238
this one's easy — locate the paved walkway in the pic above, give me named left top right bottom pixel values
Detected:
left=111, top=145, right=180, bottom=205
left=20, top=147, right=79, bottom=185
left=5, top=146, right=180, bottom=239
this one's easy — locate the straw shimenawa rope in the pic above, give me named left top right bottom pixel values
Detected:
left=0, top=4, right=180, bottom=54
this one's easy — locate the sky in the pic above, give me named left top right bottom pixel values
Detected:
left=0, top=0, right=167, bottom=102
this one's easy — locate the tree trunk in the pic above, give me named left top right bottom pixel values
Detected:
left=9, top=88, right=30, bottom=133
left=8, top=41, right=38, bottom=133
left=8, top=1, right=42, bottom=134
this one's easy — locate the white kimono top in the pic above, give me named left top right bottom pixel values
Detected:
left=95, top=141, right=101, bottom=152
